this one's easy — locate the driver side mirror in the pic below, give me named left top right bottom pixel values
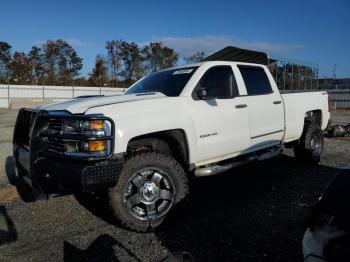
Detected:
left=196, top=87, right=210, bottom=100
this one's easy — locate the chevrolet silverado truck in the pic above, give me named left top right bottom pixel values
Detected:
left=13, top=61, right=330, bottom=231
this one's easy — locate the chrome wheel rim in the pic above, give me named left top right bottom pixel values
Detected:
left=123, top=168, right=175, bottom=221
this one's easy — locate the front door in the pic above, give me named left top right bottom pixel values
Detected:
left=189, top=66, right=251, bottom=165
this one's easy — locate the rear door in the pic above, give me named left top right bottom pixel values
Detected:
left=237, top=65, right=284, bottom=149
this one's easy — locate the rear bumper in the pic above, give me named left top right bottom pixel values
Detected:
left=13, top=108, right=124, bottom=200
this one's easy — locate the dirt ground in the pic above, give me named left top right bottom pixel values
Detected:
left=0, top=110, right=349, bottom=261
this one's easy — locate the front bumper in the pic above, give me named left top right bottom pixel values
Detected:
left=13, top=108, right=124, bottom=200
left=24, top=154, right=124, bottom=198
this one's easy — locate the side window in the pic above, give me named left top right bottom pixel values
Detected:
left=238, top=66, right=273, bottom=95
left=197, top=66, right=238, bottom=99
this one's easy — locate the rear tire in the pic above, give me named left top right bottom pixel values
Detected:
left=108, top=152, right=189, bottom=232
left=294, top=122, right=324, bottom=165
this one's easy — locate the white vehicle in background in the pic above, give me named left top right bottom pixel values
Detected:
left=13, top=60, right=330, bottom=231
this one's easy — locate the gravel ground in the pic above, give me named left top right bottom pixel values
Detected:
left=0, top=109, right=349, bottom=262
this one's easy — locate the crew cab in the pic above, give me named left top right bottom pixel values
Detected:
left=13, top=61, right=330, bottom=231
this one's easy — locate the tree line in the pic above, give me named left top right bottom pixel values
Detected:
left=1, top=39, right=318, bottom=90
left=0, top=40, right=206, bottom=87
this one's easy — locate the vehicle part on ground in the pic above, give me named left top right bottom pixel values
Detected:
left=303, top=168, right=350, bottom=262
left=303, top=226, right=346, bottom=262
left=326, top=123, right=350, bottom=137
left=108, top=152, right=188, bottom=232
left=316, top=167, right=350, bottom=228
left=294, top=123, right=324, bottom=165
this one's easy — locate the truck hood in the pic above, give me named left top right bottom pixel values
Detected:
left=40, top=92, right=167, bottom=114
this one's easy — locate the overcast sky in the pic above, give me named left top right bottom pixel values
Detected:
left=2, top=0, right=349, bottom=78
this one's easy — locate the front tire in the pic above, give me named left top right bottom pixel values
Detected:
left=108, top=152, right=189, bottom=232
left=294, top=122, right=324, bottom=165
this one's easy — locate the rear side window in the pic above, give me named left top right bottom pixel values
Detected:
left=238, top=66, right=273, bottom=95
left=197, top=66, right=238, bottom=99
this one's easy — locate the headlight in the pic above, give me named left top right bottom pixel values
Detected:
left=63, top=119, right=111, bottom=134
left=47, top=118, right=113, bottom=157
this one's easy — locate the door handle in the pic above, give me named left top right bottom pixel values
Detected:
left=273, top=101, right=282, bottom=105
left=235, top=104, right=247, bottom=109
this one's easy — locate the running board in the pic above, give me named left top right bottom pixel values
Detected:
left=194, top=146, right=282, bottom=177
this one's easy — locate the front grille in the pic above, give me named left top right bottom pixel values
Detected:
left=48, top=138, right=65, bottom=152
left=48, top=119, right=63, bottom=133
left=48, top=119, right=65, bottom=153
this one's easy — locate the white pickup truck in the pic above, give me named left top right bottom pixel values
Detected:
left=13, top=61, right=330, bottom=231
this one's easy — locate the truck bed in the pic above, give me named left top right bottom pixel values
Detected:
left=281, top=91, right=330, bottom=143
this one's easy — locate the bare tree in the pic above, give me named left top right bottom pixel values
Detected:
left=106, top=40, right=122, bottom=87
left=184, top=51, right=206, bottom=64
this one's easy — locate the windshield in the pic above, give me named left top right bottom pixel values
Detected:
left=124, top=67, right=199, bottom=96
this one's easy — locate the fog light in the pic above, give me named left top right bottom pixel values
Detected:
left=88, top=140, right=105, bottom=152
